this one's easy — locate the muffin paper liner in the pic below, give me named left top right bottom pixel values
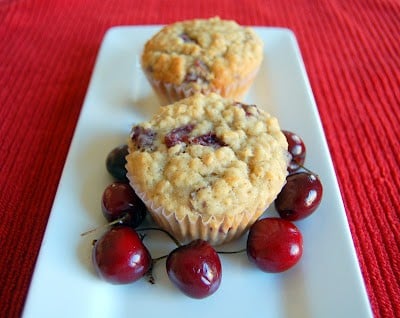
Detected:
left=143, top=68, right=260, bottom=106
left=128, top=175, right=268, bottom=246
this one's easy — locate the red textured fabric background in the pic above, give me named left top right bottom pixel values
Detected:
left=0, top=0, right=399, bottom=317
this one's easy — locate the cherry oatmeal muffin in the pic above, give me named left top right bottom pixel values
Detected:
left=141, top=17, right=263, bottom=105
left=126, top=93, right=288, bottom=245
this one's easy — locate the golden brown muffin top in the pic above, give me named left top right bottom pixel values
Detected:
left=141, top=17, right=263, bottom=90
left=126, top=93, right=288, bottom=222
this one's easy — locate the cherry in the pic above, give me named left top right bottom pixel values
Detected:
left=190, top=132, right=226, bottom=148
left=106, top=144, right=129, bottom=181
left=92, top=226, right=152, bottom=284
left=275, top=172, right=323, bottom=221
left=184, top=59, right=209, bottom=83
left=166, top=239, right=222, bottom=299
left=165, top=124, right=194, bottom=148
left=130, top=126, right=157, bottom=151
left=234, top=102, right=259, bottom=117
left=247, top=218, right=303, bottom=273
left=101, top=182, right=147, bottom=228
left=164, top=124, right=225, bottom=149
left=282, top=130, right=306, bottom=173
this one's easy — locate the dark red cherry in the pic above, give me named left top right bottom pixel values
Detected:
left=189, top=132, right=226, bottom=148
left=92, top=226, right=152, bottom=284
left=166, top=239, right=222, bottom=299
left=164, top=124, right=225, bottom=149
left=247, top=218, right=303, bottom=273
left=275, top=172, right=323, bottom=221
left=101, top=182, right=147, bottom=228
left=234, top=102, right=259, bottom=116
left=130, top=126, right=156, bottom=151
left=106, top=144, right=129, bottom=181
left=165, top=124, right=194, bottom=148
left=282, top=130, right=306, bottom=172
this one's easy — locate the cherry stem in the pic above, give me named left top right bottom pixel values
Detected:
left=153, top=254, right=168, bottom=262
left=297, top=162, right=319, bottom=177
left=80, top=214, right=130, bottom=236
left=146, top=255, right=169, bottom=284
left=217, top=248, right=246, bottom=255
left=136, top=227, right=181, bottom=247
left=146, top=261, right=156, bottom=284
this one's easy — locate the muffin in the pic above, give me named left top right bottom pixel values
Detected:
left=126, top=93, right=288, bottom=245
left=141, top=17, right=263, bottom=105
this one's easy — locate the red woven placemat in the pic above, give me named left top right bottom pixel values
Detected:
left=0, top=1, right=399, bottom=317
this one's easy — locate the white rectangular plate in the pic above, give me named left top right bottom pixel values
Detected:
left=23, top=26, right=373, bottom=318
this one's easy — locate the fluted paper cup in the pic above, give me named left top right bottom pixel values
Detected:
left=143, top=67, right=260, bottom=106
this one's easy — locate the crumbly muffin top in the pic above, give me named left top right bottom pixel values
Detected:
left=141, top=17, right=263, bottom=91
left=126, top=93, right=288, bottom=222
